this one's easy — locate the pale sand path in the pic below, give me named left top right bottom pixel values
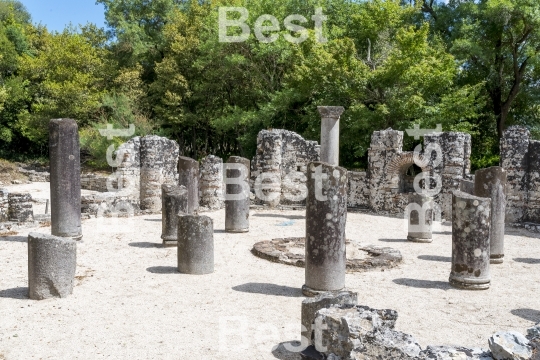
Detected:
left=1, top=183, right=540, bottom=359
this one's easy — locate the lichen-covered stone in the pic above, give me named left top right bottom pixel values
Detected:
left=225, top=156, right=250, bottom=232
left=488, top=331, right=532, bottom=360
left=304, top=162, right=348, bottom=295
left=0, top=188, right=8, bottom=222
left=474, top=167, right=507, bottom=264
left=8, top=192, right=33, bottom=223
left=450, top=190, right=491, bottom=290
left=406, top=193, right=434, bottom=243
left=199, top=155, right=224, bottom=210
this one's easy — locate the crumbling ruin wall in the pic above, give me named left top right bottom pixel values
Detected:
left=251, top=129, right=320, bottom=206
left=500, top=126, right=540, bottom=224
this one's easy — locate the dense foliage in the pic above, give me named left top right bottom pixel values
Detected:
left=0, top=0, right=538, bottom=169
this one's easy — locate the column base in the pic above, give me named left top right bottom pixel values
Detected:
left=407, top=235, right=433, bottom=243
left=302, top=284, right=346, bottom=297
left=449, top=277, right=490, bottom=290
left=161, top=235, right=177, bottom=247
left=490, top=255, right=504, bottom=264
left=225, top=229, right=249, bottom=233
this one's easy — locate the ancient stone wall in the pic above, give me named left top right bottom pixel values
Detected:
left=80, top=174, right=110, bottom=192
left=500, top=126, right=540, bottom=224
left=347, top=171, right=369, bottom=208
left=251, top=129, right=320, bottom=206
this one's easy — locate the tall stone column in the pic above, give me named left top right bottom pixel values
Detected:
left=474, top=167, right=507, bottom=264
left=406, top=193, right=433, bottom=243
left=178, top=156, right=199, bottom=214
left=449, top=190, right=491, bottom=290
left=0, top=188, right=8, bottom=222
left=318, top=106, right=344, bottom=166
left=304, top=161, right=348, bottom=296
left=255, top=131, right=282, bottom=207
left=161, top=184, right=188, bottom=246
left=225, top=156, right=250, bottom=233
left=49, top=119, right=82, bottom=240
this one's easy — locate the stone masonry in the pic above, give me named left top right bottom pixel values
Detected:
left=500, top=126, right=540, bottom=224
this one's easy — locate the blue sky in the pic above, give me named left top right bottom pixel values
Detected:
left=20, top=0, right=107, bottom=32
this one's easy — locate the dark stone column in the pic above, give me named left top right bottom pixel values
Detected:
left=161, top=184, right=188, bottom=246
left=406, top=193, right=433, bottom=243
left=177, top=214, right=214, bottom=275
left=474, top=166, right=507, bottom=264
left=49, top=119, right=82, bottom=240
left=449, top=190, right=491, bottom=290
left=8, top=193, right=34, bottom=223
left=28, top=232, right=76, bottom=300
left=225, top=156, right=250, bottom=233
left=177, top=156, right=199, bottom=214
left=304, top=161, right=348, bottom=296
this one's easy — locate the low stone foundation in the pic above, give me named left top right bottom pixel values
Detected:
left=251, top=237, right=402, bottom=272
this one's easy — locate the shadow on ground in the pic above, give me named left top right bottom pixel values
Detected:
left=232, top=283, right=303, bottom=297
left=129, top=242, right=162, bottom=248
left=418, top=255, right=451, bottom=262
left=511, top=308, right=540, bottom=323
left=0, top=236, right=27, bottom=243
left=0, top=287, right=28, bottom=299
left=146, top=266, right=178, bottom=274
left=514, top=258, right=540, bottom=264
left=272, top=341, right=303, bottom=360
left=252, top=213, right=305, bottom=220
left=393, top=278, right=451, bottom=290
left=379, top=238, right=407, bottom=243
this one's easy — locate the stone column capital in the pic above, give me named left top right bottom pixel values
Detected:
left=317, top=106, right=344, bottom=119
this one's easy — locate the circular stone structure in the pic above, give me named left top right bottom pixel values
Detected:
left=251, top=237, right=402, bottom=272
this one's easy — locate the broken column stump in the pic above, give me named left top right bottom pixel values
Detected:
left=406, top=193, right=433, bottom=243
left=49, top=119, right=82, bottom=240
left=161, top=184, right=188, bottom=246
left=8, top=193, right=34, bottom=223
left=28, top=232, right=76, bottom=300
left=303, top=161, right=348, bottom=296
left=474, top=166, right=507, bottom=264
left=449, top=190, right=491, bottom=290
left=177, top=214, right=214, bottom=275
left=225, top=156, right=250, bottom=233
left=199, top=155, right=224, bottom=210
left=178, top=156, right=199, bottom=214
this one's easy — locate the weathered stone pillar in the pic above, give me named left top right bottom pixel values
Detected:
left=255, top=131, right=282, bottom=207
left=304, top=161, right=348, bottom=296
left=225, top=156, right=250, bottom=233
left=49, top=119, right=82, bottom=240
left=406, top=193, right=433, bottom=243
left=199, top=155, right=224, bottom=210
left=449, top=190, right=491, bottom=290
left=301, top=291, right=358, bottom=348
left=318, top=106, right=344, bottom=166
left=161, top=184, right=188, bottom=246
left=460, top=179, right=475, bottom=195
left=28, top=232, right=76, bottom=300
left=178, top=156, right=199, bottom=214
left=8, top=193, right=33, bottom=223
left=0, top=188, right=8, bottom=222
left=177, top=214, right=214, bottom=274
left=474, top=167, right=507, bottom=264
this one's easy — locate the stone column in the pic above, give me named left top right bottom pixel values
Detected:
left=161, top=184, right=188, bottom=246
left=8, top=193, right=33, bottom=223
left=304, top=161, right=348, bottom=296
left=318, top=106, right=344, bottom=166
left=178, top=156, right=199, bottom=214
left=28, top=232, right=76, bottom=300
left=49, top=119, right=82, bottom=240
left=199, top=155, right=224, bottom=210
left=449, top=190, right=491, bottom=290
left=406, top=193, right=433, bottom=243
left=256, top=131, right=282, bottom=207
left=460, top=179, right=475, bottom=195
left=0, top=188, right=8, bottom=222
left=225, top=156, right=250, bottom=233
left=177, top=214, right=214, bottom=275
left=474, top=167, right=507, bottom=264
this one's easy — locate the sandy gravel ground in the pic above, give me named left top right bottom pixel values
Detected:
left=1, top=183, right=540, bottom=359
